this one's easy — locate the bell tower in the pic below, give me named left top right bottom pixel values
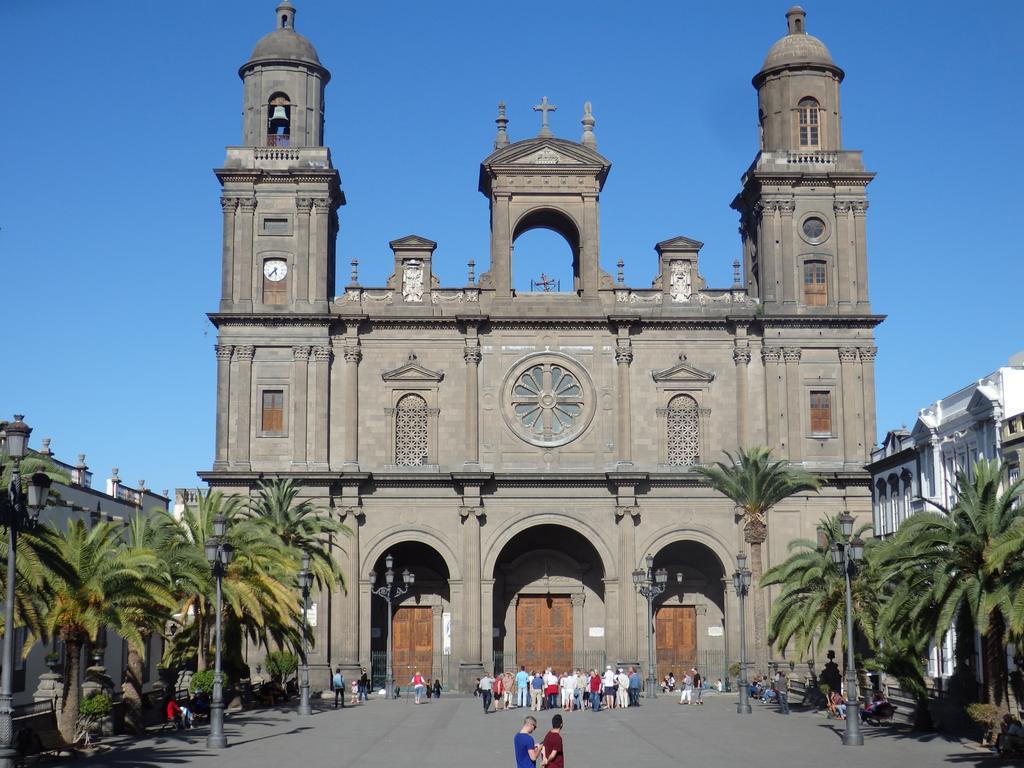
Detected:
left=478, top=100, right=610, bottom=300
left=216, top=1, right=343, bottom=313
left=732, top=6, right=873, bottom=314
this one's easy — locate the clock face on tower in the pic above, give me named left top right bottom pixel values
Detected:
left=263, top=259, right=288, bottom=282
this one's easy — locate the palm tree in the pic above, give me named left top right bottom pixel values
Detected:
left=39, top=520, right=159, bottom=742
left=244, top=479, right=351, bottom=591
left=119, top=512, right=178, bottom=734
left=167, top=490, right=300, bottom=672
left=696, top=447, right=820, bottom=669
left=878, top=459, right=1023, bottom=708
left=763, top=515, right=880, bottom=658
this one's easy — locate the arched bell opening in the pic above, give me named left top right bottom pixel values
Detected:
left=368, top=541, right=452, bottom=690
left=646, top=540, right=728, bottom=686
left=267, top=92, right=291, bottom=146
left=491, top=523, right=607, bottom=675
left=512, top=209, right=581, bottom=295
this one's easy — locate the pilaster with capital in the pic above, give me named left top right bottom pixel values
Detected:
left=308, top=345, right=331, bottom=468
left=219, top=197, right=238, bottom=309
left=310, top=198, right=331, bottom=304
left=232, top=345, right=254, bottom=469
left=834, top=201, right=853, bottom=307
left=782, top=347, right=802, bottom=461
left=214, top=344, right=233, bottom=468
left=291, top=345, right=311, bottom=468
left=491, top=194, right=512, bottom=296
left=342, top=340, right=362, bottom=468
left=615, top=337, right=634, bottom=465
left=616, top=505, right=641, bottom=661
left=294, top=197, right=313, bottom=305
left=459, top=506, right=484, bottom=667
left=235, top=197, right=257, bottom=311
left=852, top=201, right=870, bottom=307
left=759, top=201, right=781, bottom=303
left=761, top=346, right=783, bottom=454
left=859, top=346, right=878, bottom=459
left=734, top=337, right=751, bottom=448
left=838, top=347, right=860, bottom=462
left=778, top=200, right=796, bottom=305
left=464, top=338, right=482, bottom=467
left=571, top=592, right=587, bottom=659
left=333, top=504, right=363, bottom=670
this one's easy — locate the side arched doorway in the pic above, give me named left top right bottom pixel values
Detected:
left=368, top=542, right=452, bottom=689
left=491, top=524, right=607, bottom=674
left=648, top=541, right=728, bottom=686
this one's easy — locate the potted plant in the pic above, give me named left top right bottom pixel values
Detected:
left=44, top=652, right=60, bottom=674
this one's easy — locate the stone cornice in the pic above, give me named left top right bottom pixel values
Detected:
left=208, top=312, right=334, bottom=329
left=758, top=314, right=885, bottom=329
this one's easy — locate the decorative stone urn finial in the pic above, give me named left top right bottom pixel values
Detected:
left=581, top=101, right=596, bottom=147
left=494, top=101, right=509, bottom=149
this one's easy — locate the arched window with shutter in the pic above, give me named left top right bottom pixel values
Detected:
left=394, top=393, right=429, bottom=466
left=666, top=394, right=700, bottom=466
left=797, top=97, right=821, bottom=148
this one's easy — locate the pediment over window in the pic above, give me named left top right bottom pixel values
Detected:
left=381, top=353, right=444, bottom=383
left=652, top=358, right=716, bottom=385
left=485, top=137, right=609, bottom=168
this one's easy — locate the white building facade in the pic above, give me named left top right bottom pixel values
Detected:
left=867, top=356, right=1024, bottom=680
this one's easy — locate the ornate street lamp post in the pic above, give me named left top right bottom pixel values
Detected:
left=297, top=553, right=313, bottom=716
left=0, top=416, right=52, bottom=768
left=733, top=552, right=752, bottom=715
left=205, top=513, right=234, bottom=750
left=632, top=554, right=681, bottom=699
left=369, top=554, right=414, bottom=698
left=831, top=512, right=865, bottom=746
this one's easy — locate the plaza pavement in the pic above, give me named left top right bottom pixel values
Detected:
left=78, top=691, right=994, bottom=767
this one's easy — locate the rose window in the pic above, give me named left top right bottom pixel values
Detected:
left=503, top=354, right=595, bottom=447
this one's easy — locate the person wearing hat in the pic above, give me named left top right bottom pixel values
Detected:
left=602, top=666, right=616, bottom=709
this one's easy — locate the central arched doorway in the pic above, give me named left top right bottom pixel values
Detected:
left=648, top=540, right=727, bottom=685
left=491, top=524, right=607, bottom=674
left=369, top=541, right=451, bottom=690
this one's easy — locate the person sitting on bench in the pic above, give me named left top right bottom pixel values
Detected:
left=860, top=691, right=889, bottom=722
left=166, top=697, right=185, bottom=729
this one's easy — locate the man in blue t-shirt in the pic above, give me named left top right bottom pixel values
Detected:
left=514, top=716, right=542, bottom=768
left=515, top=666, right=530, bottom=709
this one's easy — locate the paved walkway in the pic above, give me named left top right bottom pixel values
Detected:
left=79, top=692, right=991, bottom=767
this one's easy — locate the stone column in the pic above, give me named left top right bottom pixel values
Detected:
left=311, top=198, right=331, bottom=304
left=464, top=341, right=482, bottom=467
left=859, top=346, right=878, bottom=459
left=838, top=347, right=860, bottom=463
left=581, top=193, right=600, bottom=294
left=615, top=340, right=633, bottom=465
left=759, top=202, right=780, bottom=303
left=309, top=345, right=331, bottom=469
left=852, top=201, right=870, bottom=307
left=233, top=345, right=254, bottom=470
left=616, top=506, right=640, bottom=663
left=762, top=347, right=782, bottom=454
left=783, top=347, right=802, bottom=462
left=834, top=201, right=853, bottom=308
left=358, top=576, right=372, bottom=673
left=779, top=201, right=796, bottom=306
left=214, top=344, right=233, bottom=469
left=294, top=197, right=312, bottom=305
left=219, top=197, right=237, bottom=310
left=432, top=605, right=444, bottom=681
left=458, top=507, right=484, bottom=688
left=334, top=507, right=362, bottom=679
left=292, top=345, right=310, bottom=468
left=571, top=593, right=586, bottom=662
left=480, top=579, right=494, bottom=671
left=236, top=197, right=257, bottom=311
left=342, top=341, right=361, bottom=468
left=603, top=579, right=621, bottom=663
left=734, top=345, right=751, bottom=449
left=491, top=194, right=512, bottom=296
left=721, top=577, right=735, bottom=686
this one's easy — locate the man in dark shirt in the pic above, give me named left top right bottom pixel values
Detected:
left=542, top=713, right=565, bottom=768
left=514, top=716, right=542, bottom=768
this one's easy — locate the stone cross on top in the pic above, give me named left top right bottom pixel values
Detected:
left=532, top=96, right=557, bottom=137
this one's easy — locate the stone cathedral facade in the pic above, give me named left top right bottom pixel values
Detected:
left=202, top=3, right=882, bottom=691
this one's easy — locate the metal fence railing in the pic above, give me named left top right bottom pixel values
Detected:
left=369, top=652, right=452, bottom=694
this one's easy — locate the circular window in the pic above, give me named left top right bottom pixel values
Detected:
left=800, top=215, right=829, bottom=244
left=502, top=353, right=595, bottom=447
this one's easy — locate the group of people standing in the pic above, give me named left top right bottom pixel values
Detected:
left=478, top=665, right=645, bottom=714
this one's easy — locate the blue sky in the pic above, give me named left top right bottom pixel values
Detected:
left=3, top=1, right=1022, bottom=493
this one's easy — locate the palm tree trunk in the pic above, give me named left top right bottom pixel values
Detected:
left=122, top=637, right=145, bottom=735
left=197, top=611, right=208, bottom=672
left=749, top=540, right=768, bottom=672
left=985, top=612, right=1007, bottom=709
left=58, top=639, right=82, bottom=743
